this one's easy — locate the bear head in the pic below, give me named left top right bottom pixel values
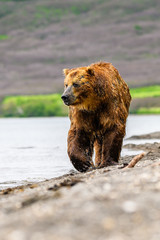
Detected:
left=61, top=66, right=102, bottom=111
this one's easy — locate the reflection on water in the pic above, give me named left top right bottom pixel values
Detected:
left=0, top=115, right=160, bottom=189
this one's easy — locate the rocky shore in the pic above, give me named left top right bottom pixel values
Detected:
left=0, top=132, right=160, bottom=240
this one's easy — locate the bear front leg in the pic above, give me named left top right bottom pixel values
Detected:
left=67, top=127, right=95, bottom=172
left=99, top=129, right=123, bottom=168
left=94, top=138, right=102, bottom=167
left=109, top=131, right=124, bottom=164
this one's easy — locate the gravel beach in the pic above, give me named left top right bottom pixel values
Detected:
left=0, top=132, right=160, bottom=240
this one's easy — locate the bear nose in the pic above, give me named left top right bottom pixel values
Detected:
left=61, top=94, right=69, bottom=101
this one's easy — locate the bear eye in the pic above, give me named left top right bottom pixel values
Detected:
left=73, top=83, right=80, bottom=88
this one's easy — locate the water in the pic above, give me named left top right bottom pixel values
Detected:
left=0, top=117, right=71, bottom=189
left=0, top=115, right=160, bottom=189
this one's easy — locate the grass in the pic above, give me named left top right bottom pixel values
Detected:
left=0, top=34, right=8, bottom=40
left=130, top=85, right=160, bottom=114
left=130, top=85, right=160, bottom=98
left=34, top=3, right=91, bottom=26
left=130, top=107, right=160, bottom=114
left=134, top=24, right=143, bottom=35
left=0, top=94, right=68, bottom=117
left=0, top=85, right=160, bottom=117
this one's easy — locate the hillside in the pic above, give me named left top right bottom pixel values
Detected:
left=0, top=0, right=160, bottom=97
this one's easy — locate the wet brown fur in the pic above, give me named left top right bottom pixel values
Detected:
left=62, top=62, right=131, bottom=172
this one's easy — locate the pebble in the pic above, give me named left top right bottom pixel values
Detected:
left=122, top=200, right=137, bottom=213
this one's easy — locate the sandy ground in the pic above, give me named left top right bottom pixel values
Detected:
left=0, top=132, right=160, bottom=240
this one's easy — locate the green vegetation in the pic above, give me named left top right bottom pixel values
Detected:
left=0, top=1, right=92, bottom=31
left=34, top=3, right=91, bottom=26
left=130, top=85, right=160, bottom=114
left=0, top=94, right=68, bottom=117
left=70, top=4, right=91, bottom=15
left=0, top=34, right=8, bottom=40
left=0, top=85, right=160, bottom=117
left=130, top=107, right=160, bottom=114
left=0, top=5, right=12, bottom=18
left=0, top=0, right=30, bottom=2
left=134, top=24, right=143, bottom=35
left=130, top=85, right=160, bottom=98
left=35, top=6, right=66, bottom=24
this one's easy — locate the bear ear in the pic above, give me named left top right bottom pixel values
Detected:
left=63, top=68, right=70, bottom=76
left=87, top=67, right=94, bottom=76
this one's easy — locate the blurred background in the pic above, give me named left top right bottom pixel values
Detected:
left=0, top=0, right=160, bottom=117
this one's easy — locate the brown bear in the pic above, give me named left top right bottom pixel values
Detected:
left=61, top=62, right=131, bottom=172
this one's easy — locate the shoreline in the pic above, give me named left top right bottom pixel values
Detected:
left=0, top=132, right=160, bottom=239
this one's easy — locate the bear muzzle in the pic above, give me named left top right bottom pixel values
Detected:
left=61, top=86, right=76, bottom=106
left=61, top=94, right=71, bottom=106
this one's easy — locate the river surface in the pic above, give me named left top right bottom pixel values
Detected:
left=0, top=115, right=160, bottom=189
